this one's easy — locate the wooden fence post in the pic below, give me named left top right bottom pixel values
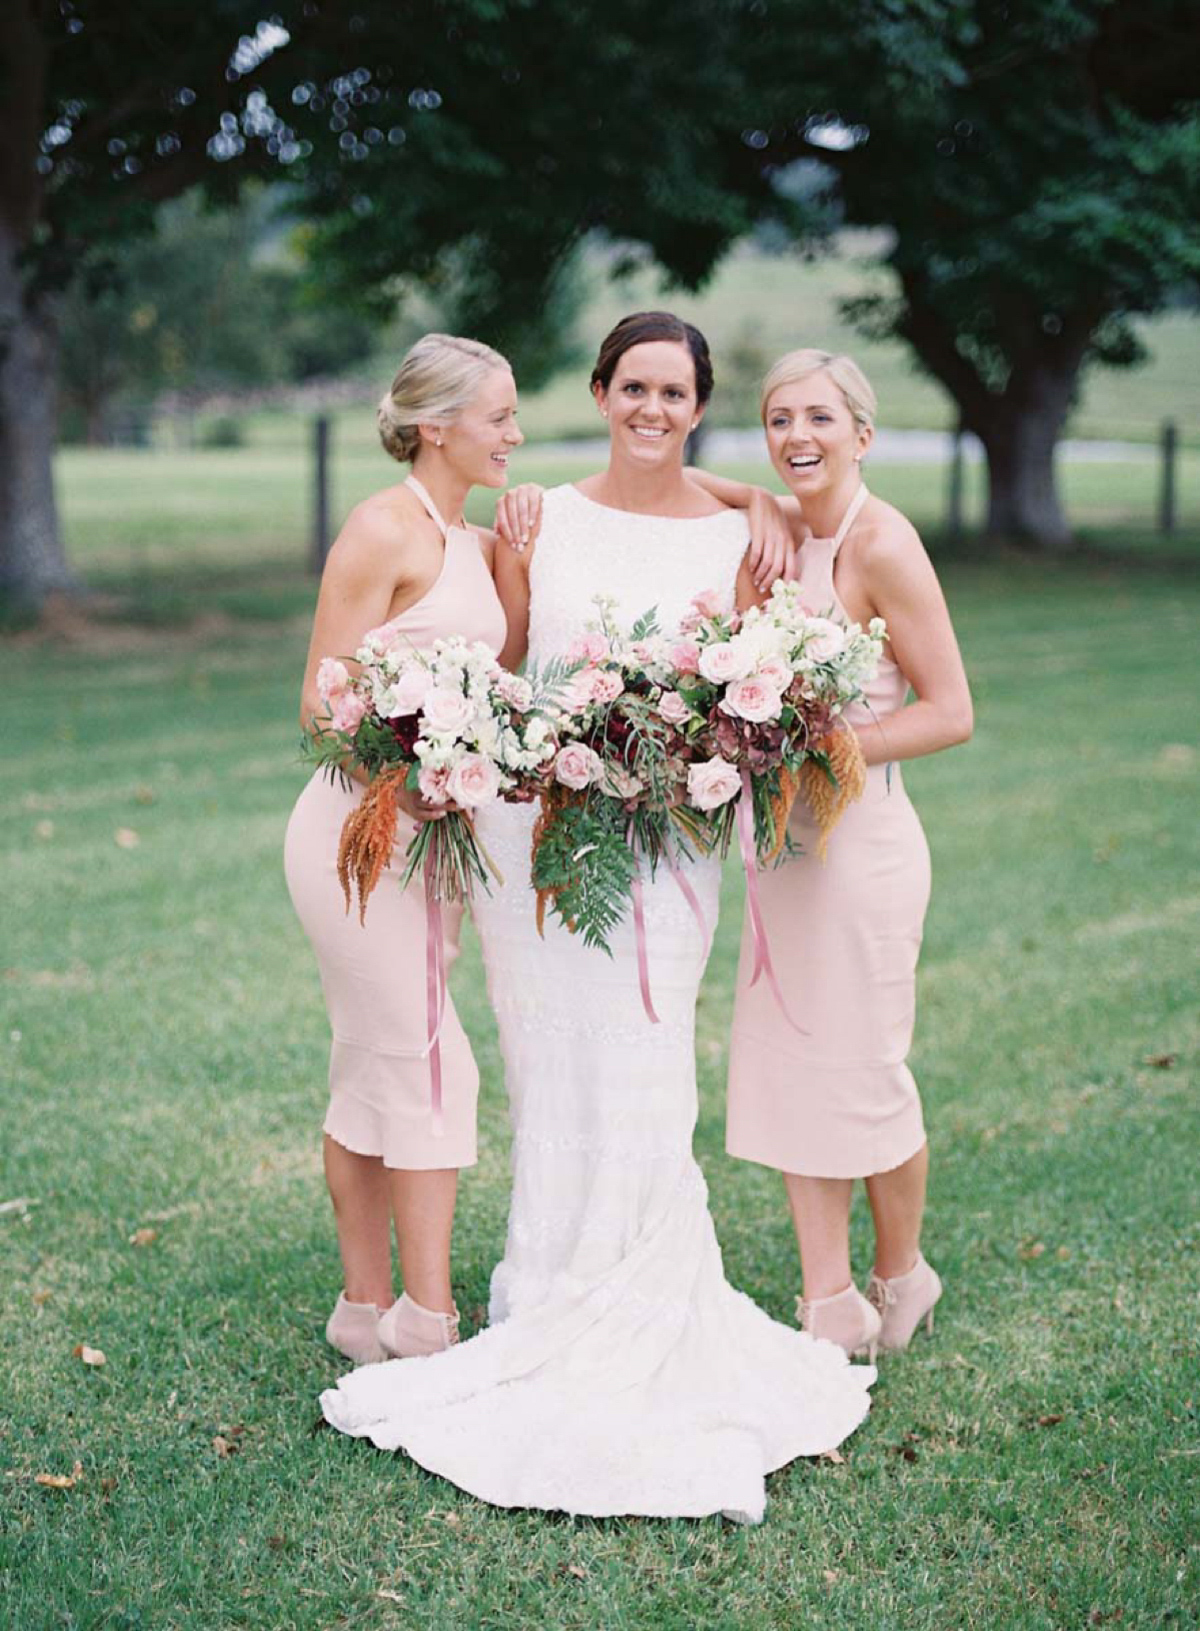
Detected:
left=311, top=414, right=331, bottom=573
left=1158, top=419, right=1178, bottom=536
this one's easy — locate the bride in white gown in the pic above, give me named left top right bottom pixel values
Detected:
left=320, top=313, right=874, bottom=1523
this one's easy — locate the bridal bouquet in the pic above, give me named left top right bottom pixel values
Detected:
left=530, top=599, right=709, bottom=954
left=672, top=582, right=887, bottom=861
left=308, top=630, right=559, bottom=914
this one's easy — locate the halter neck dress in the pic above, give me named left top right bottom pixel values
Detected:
left=284, top=476, right=508, bottom=1169
left=726, top=486, right=932, bottom=1178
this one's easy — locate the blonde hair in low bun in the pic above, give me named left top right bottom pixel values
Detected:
left=761, top=348, right=877, bottom=431
left=377, top=332, right=510, bottom=464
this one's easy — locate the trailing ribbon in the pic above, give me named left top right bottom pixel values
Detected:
left=626, top=823, right=661, bottom=1026
left=736, top=767, right=808, bottom=1035
left=423, top=849, right=448, bottom=1136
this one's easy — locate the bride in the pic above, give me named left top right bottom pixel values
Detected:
left=320, top=311, right=875, bottom=1523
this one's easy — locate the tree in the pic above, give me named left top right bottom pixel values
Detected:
left=759, top=1, right=1200, bottom=546
left=56, top=189, right=376, bottom=442
left=5, top=2, right=1198, bottom=609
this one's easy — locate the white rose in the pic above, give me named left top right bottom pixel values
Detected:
left=804, top=617, right=847, bottom=662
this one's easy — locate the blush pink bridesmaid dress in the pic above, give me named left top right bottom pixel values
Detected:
left=284, top=477, right=508, bottom=1170
left=726, top=486, right=932, bottom=1179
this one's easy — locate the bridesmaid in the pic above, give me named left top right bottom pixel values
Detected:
left=284, top=333, right=524, bottom=1366
left=697, top=349, right=972, bottom=1357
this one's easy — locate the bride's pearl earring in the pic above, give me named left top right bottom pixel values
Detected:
left=436, top=437, right=444, bottom=447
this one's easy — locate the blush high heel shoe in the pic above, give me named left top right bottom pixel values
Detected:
left=378, top=1292, right=461, bottom=1358
left=796, top=1284, right=882, bottom=1362
left=866, top=1254, right=942, bottom=1352
left=325, top=1293, right=388, bottom=1365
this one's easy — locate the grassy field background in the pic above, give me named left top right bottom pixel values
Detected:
left=2, top=492, right=1198, bottom=1627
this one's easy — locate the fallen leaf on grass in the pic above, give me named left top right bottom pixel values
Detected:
left=1018, top=1241, right=1046, bottom=1261
left=134, top=785, right=156, bottom=805
left=267, top=1535, right=286, bottom=1552
left=0, top=1196, right=39, bottom=1217
left=1037, top=1414, right=1064, bottom=1428
left=213, top=1436, right=237, bottom=1458
left=35, top=820, right=55, bottom=841
left=100, top=1477, right=118, bottom=1494
left=128, top=1228, right=158, bottom=1247
left=819, top=1448, right=845, bottom=1465
left=35, top=1470, right=79, bottom=1491
left=566, top=1564, right=588, bottom=1580
left=114, top=827, right=140, bottom=849
left=890, top=1443, right=919, bottom=1463
left=32, top=1289, right=52, bottom=1306
left=72, top=1344, right=106, bottom=1367
left=442, top=1512, right=462, bottom=1529
left=1143, top=1052, right=1176, bottom=1069
left=377, top=1590, right=405, bottom=1604
left=1056, top=1246, right=1071, bottom=1260
left=823, top=1570, right=840, bottom=1586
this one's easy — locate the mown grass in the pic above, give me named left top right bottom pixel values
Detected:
left=2, top=542, right=1197, bottom=1628
left=55, top=441, right=1200, bottom=609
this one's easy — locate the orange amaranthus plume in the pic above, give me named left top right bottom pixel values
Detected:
left=336, top=764, right=409, bottom=924
left=798, top=726, right=867, bottom=859
left=761, top=765, right=802, bottom=865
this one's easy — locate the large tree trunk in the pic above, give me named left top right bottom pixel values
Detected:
left=0, top=233, right=73, bottom=607
left=895, top=270, right=1095, bottom=552
left=973, top=393, right=1073, bottom=548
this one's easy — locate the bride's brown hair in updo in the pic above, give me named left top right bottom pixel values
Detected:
left=590, top=311, right=715, bottom=406
left=377, top=333, right=510, bottom=463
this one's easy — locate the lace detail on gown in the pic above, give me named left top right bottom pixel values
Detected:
left=320, top=485, right=875, bottom=1521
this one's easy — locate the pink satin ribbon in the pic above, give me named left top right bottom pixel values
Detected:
left=629, top=845, right=661, bottom=1026
left=736, top=768, right=807, bottom=1035
left=423, top=850, right=448, bottom=1137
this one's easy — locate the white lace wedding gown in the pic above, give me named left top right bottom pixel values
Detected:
left=320, top=485, right=875, bottom=1522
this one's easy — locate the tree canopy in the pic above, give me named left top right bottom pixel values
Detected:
left=3, top=0, right=1198, bottom=605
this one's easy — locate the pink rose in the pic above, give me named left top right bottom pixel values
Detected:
left=602, top=763, right=644, bottom=800
left=755, top=654, right=792, bottom=690
left=804, top=617, right=847, bottom=662
left=567, top=632, right=610, bottom=663
left=563, top=669, right=598, bottom=713
left=446, top=753, right=501, bottom=808
left=697, top=640, right=754, bottom=684
left=588, top=669, right=625, bottom=705
left=691, top=588, right=724, bottom=619
left=553, top=743, right=604, bottom=790
left=417, top=764, right=452, bottom=805
left=329, top=690, right=366, bottom=734
left=422, top=686, right=474, bottom=736
left=719, top=675, right=784, bottom=724
left=669, top=639, right=701, bottom=674
left=630, top=640, right=655, bottom=665
left=687, top=756, right=742, bottom=811
left=658, top=690, right=692, bottom=726
left=317, top=657, right=350, bottom=705
left=385, top=665, right=432, bottom=718
left=496, top=672, right=533, bottom=711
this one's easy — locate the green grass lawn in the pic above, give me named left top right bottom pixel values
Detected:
left=2, top=547, right=1197, bottom=1628
left=55, top=441, right=1200, bottom=607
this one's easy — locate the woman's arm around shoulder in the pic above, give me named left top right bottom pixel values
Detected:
left=852, top=506, right=974, bottom=767
left=483, top=520, right=534, bottom=672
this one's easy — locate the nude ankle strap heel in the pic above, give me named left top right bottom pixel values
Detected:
left=796, top=1284, right=882, bottom=1362
left=325, top=1293, right=388, bottom=1365
left=866, top=1254, right=943, bottom=1352
left=378, top=1292, right=461, bottom=1358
